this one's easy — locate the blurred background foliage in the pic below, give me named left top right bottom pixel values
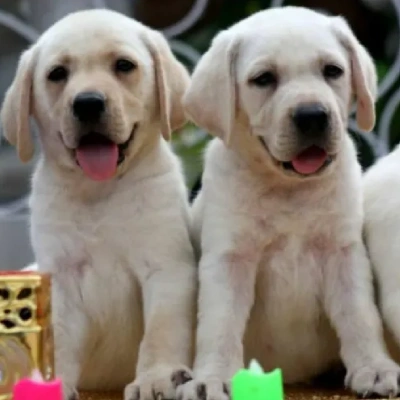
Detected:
left=0, top=0, right=399, bottom=268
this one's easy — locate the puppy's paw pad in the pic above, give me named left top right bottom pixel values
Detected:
left=171, top=368, right=193, bottom=388
left=346, top=360, right=400, bottom=398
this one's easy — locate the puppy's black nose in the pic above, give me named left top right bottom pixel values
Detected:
left=73, top=91, right=105, bottom=122
left=292, top=104, right=329, bottom=135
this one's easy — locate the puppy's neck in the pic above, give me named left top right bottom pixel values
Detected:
left=36, top=156, right=118, bottom=203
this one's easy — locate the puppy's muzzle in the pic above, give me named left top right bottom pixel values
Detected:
left=73, top=91, right=106, bottom=123
left=292, top=103, right=329, bottom=137
left=259, top=102, right=335, bottom=177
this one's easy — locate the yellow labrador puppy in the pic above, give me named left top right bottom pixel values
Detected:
left=364, top=146, right=400, bottom=363
left=1, top=9, right=196, bottom=400
left=179, top=6, right=400, bottom=400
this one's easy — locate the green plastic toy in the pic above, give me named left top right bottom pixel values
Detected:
left=232, top=360, right=284, bottom=400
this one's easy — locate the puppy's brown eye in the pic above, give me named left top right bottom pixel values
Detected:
left=47, top=66, right=68, bottom=82
left=115, top=59, right=136, bottom=73
left=323, top=64, right=343, bottom=80
left=250, top=71, right=277, bottom=88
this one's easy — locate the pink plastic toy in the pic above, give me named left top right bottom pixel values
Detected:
left=13, top=369, right=63, bottom=400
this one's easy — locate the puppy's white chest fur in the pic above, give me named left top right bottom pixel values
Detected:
left=30, top=169, right=147, bottom=389
left=245, top=230, right=340, bottom=382
left=246, top=178, right=358, bottom=381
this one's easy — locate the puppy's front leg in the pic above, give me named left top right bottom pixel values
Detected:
left=54, top=325, right=82, bottom=400
left=179, top=214, right=261, bottom=400
left=52, top=298, right=88, bottom=400
left=124, top=251, right=196, bottom=400
left=324, top=242, right=400, bottom=397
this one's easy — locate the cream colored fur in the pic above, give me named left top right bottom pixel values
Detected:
left=1, top=9, right=196, bottom=400
left=363, top=144, right=400, bottom=364
left=179, top=6, right=400, bottom=400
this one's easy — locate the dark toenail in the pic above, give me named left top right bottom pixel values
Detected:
left=197, top=383, right=207, bottom=400
left=223, top=383, right=229, bottom=396
left=357, top=391, right=372, bottom=399
left=182, top=371, right=192, bottom=384
left=69, top=393, right=79, bottom=400
left=172, top=370, right=193, bottom=387
left=374, top=374, right=380, bottom=385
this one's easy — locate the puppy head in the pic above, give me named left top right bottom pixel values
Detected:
left=184, top=6, right=377, bottom=178
left=1, top=9, right=189, bottom=181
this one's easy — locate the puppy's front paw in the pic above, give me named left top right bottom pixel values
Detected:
left=124, top=366, right=192, bottom=400
left=177, top=379, right=230, bottom=400
left=346, top=359, right=400, bottom=398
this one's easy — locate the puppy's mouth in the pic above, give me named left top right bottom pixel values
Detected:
left=75, top=125, right=136, bottom=181
left=259, top=138, right=334, bottom=176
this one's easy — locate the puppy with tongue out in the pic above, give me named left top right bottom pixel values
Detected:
left=1, top=9, right=197, bottom=400
left=179, top=7, right=400, bottom=400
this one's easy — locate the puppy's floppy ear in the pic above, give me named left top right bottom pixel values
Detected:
left=332, top=17, right=377, bottom=132
left=183, top=31, right=239, bottom=146
left=1, top=46, right=38, bottom=162
left=143, top=31, right=190, bottom=141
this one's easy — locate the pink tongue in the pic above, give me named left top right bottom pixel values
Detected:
left=76, top=141, right=118, bottom=181
left=291, top=146, right=328, bottom=175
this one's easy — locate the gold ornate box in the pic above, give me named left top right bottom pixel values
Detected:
left=0, top=271, right=54, bottom=400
